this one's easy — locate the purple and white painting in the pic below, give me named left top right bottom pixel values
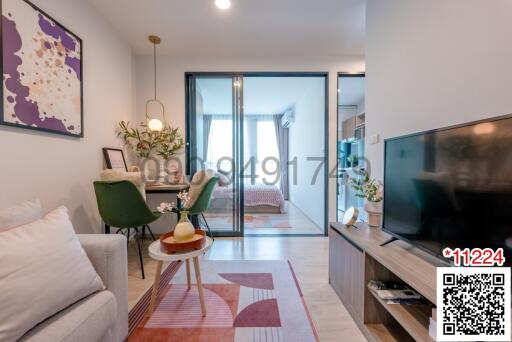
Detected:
left=1, top=0, right=83, bottom=137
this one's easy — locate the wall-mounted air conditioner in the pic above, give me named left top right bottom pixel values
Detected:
left=281, top=110, right=295, bottom=128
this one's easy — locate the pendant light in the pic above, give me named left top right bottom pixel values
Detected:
left=146, top=35, right=165, bottom=132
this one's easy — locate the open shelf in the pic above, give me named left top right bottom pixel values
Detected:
left=329, top=223, right=441, bottom=342
left=365, top=323, right=414, bottom=342
left=367, top=286, right=433, bottom=341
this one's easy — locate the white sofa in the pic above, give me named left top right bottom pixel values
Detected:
left=19, top=234, right=128, bottom=342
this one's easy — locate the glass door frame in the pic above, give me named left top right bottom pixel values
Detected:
left=336, top=72, right=366, bottom=222
left=185, top=72, right=330, bottom=237
left=185, top=73, right=244, bottom=237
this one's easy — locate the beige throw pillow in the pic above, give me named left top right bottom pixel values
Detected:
left=186, top=169, right=215, bottom=208
left=0, top=206, right=104, bottom=342
left=0, top=199, right=42, bottom=231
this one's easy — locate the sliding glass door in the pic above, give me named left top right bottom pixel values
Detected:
left=186, top=74, right=243, bottom=236
left=187, top=72, right=328, bottom=237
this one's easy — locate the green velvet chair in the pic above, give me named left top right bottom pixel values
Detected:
left=185, top=176, right=219, bottom=237
left=93, top=180, right=161, bottom=279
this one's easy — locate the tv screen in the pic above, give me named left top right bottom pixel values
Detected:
left=383, top=115, right=512, bottom=263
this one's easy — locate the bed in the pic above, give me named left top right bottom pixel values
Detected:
left=209, top=183, right=286, bottom=213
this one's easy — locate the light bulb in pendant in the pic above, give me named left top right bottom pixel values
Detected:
left=148, top=118, right=163, bottom=132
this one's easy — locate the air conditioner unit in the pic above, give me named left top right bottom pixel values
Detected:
left=281, top=110, right=295, bottom=128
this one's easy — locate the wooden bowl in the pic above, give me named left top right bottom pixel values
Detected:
left=160, top=229, right=206, bottom=254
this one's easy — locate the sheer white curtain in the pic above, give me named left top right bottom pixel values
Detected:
left=206, top=117, right=233, bottom=172
left=205, top=115, right=280, bottom=186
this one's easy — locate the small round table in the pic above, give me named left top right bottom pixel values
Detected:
left=147, top=237, right=213, bottom=317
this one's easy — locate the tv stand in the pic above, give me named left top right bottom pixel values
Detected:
left=329, top=222, right=441, bottom=342
left=379, top=236, right=398, bottom=247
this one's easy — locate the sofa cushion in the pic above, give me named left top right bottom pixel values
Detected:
left=20, top=291, right=116, bottom=342
left=0, top=199, right=42, bottom=231
left=0, top=207, right=105, bottom=342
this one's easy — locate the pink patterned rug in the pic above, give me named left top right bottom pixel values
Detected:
left=129, top=260, right=318, bottom=342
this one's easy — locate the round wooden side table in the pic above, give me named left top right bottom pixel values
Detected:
left=147, top=237, right=213, bottom=317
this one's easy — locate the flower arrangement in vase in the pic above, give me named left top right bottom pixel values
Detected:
left=117, top=121, right=184, bottom=183
left=350, top=171, right=383, bottom=228
left=157, top=191, right=196, bottom=242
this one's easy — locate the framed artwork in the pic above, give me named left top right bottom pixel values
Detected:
left=103, top=148, right=128, bottom=171
left=1, top=0, right=83, bottom=137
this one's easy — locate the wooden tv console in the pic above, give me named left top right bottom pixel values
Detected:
left=329, top=222, right=444, bottom=342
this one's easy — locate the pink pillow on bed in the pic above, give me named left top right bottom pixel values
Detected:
left=217, top=173, right=230, bottom=187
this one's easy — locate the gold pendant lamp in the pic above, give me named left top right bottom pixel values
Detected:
left=146, top=35, right=165, bottom=132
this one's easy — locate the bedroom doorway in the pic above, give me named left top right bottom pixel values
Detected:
left=186, top=73, right=327, bottom=237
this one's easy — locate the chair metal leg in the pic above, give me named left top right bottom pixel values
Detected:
left=145, top=225, right=156, bottom=241
left=188, top=215, right=196, bottom=228
left=201, top=213, right=214, bottom=241
left=135, top=228, right=145, bottom=279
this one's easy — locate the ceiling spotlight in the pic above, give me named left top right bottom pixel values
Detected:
left=215, top=0, right=231, bottom=10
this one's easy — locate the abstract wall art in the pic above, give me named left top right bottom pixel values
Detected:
left=1, top=0, right=83, bottom=137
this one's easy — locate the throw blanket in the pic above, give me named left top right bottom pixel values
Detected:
left=213, top=184, right=285, bottom=213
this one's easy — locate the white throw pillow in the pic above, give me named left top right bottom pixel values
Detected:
left=0, top=206, right=104, bottom=342
left=0, top=199, right=42, bottom=231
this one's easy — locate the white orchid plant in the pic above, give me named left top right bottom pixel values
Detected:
left=350, top=171, right=383, bottom=203
left=156, top=190, right=190, bottom=213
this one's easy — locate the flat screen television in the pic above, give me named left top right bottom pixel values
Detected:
left=383, top=114, right=512, bottom=263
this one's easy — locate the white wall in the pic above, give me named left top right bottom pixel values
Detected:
left=288, top=78, right=326, bottom=227
left=366, top=0, right=512, bottom=180
left=135, top=55, right=365, bottom=226
left=0, top=0, right=136, bottom=233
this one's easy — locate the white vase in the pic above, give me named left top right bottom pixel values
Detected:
left=158, top=157, right=167, bottom=184
left=365, top=201, right=382, bottom=228
left=173, top=211, right=195, bottom=243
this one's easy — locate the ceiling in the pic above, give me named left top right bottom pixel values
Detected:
left=197, top=77, right=324, bottom=114
left=87, top=0, right=365, bottom=58
left=338, top=76, right=365, bottom=106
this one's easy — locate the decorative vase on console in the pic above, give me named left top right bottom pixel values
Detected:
left=350, top=170, right=383, bottom=228
left=364, top=200, right=382, bottom=228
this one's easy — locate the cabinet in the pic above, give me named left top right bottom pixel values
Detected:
left=329, top=227, right=364, bottom=323
left=341, top=117, right=356, bottom=141
left=329, top=223, right=439, bottom=341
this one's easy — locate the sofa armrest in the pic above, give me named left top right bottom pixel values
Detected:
left=78, top=234, right=128, bottom=342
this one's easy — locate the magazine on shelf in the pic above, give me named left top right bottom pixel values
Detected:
left=367, top=280, right=424, bottom=303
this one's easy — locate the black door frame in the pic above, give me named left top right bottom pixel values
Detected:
left=185, top=71, right=329, bottom=237
left=336, top=72, right=366, bottom=220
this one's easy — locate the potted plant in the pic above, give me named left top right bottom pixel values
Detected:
left=117, top=121, right=184, bottom=183
left=350, top=171, right=383, bottom=228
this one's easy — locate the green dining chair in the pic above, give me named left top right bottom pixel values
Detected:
left=93, top=180, right=162, bottom=279
left=185, top=176, right=219, bottom=238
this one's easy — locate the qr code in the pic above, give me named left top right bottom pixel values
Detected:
left=437, top=267, right=511, bottom=341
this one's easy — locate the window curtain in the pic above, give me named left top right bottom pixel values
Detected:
left=203, top=116, right=212, bottom=161
left=273, top=114, right=289, bottom=199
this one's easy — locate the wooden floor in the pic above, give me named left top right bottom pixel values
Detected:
left=127, top=236, right=366, bottom=342
left=205, top=201, right=324, bottom=235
